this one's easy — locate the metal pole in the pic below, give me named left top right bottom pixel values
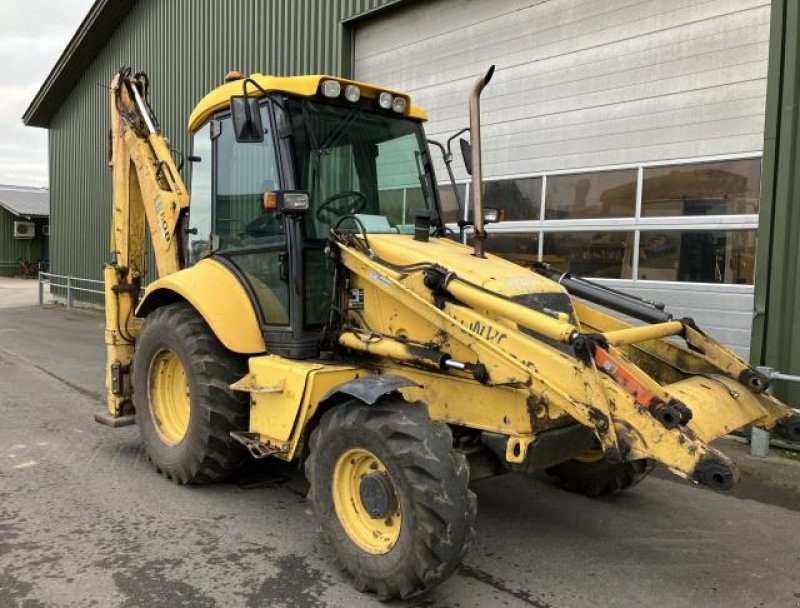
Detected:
left=751, top=365, right=775, bottom=456
left=66, top=276, right=73, bottom=309
left=38, top=272, right=43, bottom=306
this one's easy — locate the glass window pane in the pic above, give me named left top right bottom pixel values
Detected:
left=484, top=177, right=542, bottom=221
left=641, top=159, right=760, bottom=217
left=543, top=232, right=634, bottom=278
left=438, top=183, right=466, bottom=224
left=545, top=170, right=637, bottom=219
left=638, top=230, right=755, bottom=284
left=305, top=249, right=331, bottom=326
left=216, top=106, right=283, bottom=250
left=484, top=232, right=540, bottom=269
left=285, top=98, right=435, bottom=238
left=188, top=123, right=212, bottom=264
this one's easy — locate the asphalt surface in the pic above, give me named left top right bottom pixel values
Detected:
left=1, top=281, right=800, bottom=608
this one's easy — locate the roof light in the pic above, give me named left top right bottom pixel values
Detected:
left=378, top=91, right=393, bottom=110
left=320, top=79, right=341, bottom=98
left=392, top=96, right=407, bottom=114
left=344, top=84, right=361, bottom=103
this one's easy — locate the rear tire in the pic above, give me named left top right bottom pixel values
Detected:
left=546, top=457, right=654, bottom=497
left=305, top=398, right=476, bottom=600
left=133, top=302, right=249, bottom=484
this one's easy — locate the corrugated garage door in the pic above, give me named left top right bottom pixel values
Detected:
left=353, top=0, right=770, bottom=358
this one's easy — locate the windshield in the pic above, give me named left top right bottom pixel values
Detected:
left=284, top=97, right=438, bottom=239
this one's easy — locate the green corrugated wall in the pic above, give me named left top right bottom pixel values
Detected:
left=47, top=0, right=400, bottom=290
left=751, top=0, right=800, bottom=404
left=0, top=208, right=47, bottom=276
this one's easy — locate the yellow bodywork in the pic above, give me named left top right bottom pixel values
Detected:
left=227, top=232, right=795, bottom=487
left=137, top=258, right=265, bottom=354
left=104, top=71, right=190, bottom=417
left=102, top=67, right=797, bottom=495
left=188, top=73, right=427, bottom=133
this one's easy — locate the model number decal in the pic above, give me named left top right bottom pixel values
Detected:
left=468, top=320, right=507, bottom=345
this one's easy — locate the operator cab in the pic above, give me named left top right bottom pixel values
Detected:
left=185, top=75, right=442, bottom=358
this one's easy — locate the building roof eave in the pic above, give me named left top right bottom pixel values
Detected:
left=22, top=0, right=135, bottom=129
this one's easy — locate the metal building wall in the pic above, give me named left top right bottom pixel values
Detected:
left=0, top=208, right=46, bottom=276
left=47, top=0, right=398, bottom=287
left=751, top=0, right=800, bottom=404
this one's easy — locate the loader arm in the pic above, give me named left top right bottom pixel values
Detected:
left=101, top=68, right=190, bottom=420
left=327, top=231, right=800, bottom=489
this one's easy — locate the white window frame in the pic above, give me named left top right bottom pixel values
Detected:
left=442, top=152, right=760, bottom=287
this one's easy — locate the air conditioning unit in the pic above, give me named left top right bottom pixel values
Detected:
left=43, top=224, right=50, bottom=237
left=13, top=221, right=35, bottom=239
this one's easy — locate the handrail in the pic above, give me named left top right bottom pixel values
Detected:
left=38, top=271, right=104, bottom=307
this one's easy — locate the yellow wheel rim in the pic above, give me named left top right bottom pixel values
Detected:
left=332, top=448, right=402, bottom=555
left=148, top=348, right=191, bottom=446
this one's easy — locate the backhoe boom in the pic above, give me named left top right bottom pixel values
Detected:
left=100, top=68, right=189, bottom=421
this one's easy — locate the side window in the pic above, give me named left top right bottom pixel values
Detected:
left=187, top=123, right=212, bottom=264
left=216, top=106, right=282, bottom=250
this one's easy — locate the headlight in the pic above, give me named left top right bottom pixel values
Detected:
left=320, top=79, right=341, bottom=98
left=392, top=97, right=407, bottom=114
left=378, top=91, right=393, bottom=109
left=344, top=84, right=361, bottom=102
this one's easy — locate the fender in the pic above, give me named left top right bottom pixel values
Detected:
left=136, top=258, right=266, bottom=354
left=320, top=374, right=420, bottom=406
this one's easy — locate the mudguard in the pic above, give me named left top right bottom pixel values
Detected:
left=136, top=258, right=266, bottom=354
left=321, top=375, right=420, bottom=405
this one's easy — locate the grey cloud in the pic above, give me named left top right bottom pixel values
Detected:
left=1, top=0, right=95, bottom=186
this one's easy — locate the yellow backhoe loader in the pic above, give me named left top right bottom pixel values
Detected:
left=97, top=65, right=800, bottom=599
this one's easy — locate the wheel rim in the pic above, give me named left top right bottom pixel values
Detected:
left=332, top=448, right=402, bottom=555
left=148, top=348, right=191, bottom=446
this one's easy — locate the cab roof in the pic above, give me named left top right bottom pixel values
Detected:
left=187, top=73, right=428, bottom=133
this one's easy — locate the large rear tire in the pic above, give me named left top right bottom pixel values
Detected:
left=546, top=456, right=654, bottom=497
left=133, top=302, right=249, bottom=484
left=305, top=398, right=476, bottom=600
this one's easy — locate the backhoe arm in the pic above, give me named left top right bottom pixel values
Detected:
left=101, top=68, right=190, bottom=421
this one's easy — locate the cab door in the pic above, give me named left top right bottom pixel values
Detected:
left=210, top=105, right=291, bottom=333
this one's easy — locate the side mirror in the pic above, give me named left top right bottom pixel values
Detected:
left=459, top=138, right=472, bottom=175
left=230, top=95, right=264, bottom=143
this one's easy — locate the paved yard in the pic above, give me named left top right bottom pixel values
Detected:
left=1, top=300, right=799, bottom=607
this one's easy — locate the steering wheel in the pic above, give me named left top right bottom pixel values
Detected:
left=242, top=213, right=282, bottom=238
left=315, top=191, right=368, bottom=223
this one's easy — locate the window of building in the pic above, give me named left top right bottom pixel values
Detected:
left=638, top=230, right=756, bottom=284
left=458, top=156, right=760, bottom=284
left=543, top=232, right=634, bottom=279
left=545, top=169, right=637, bottom=220
left=642, top=159, right=760, bottom=217
left=484, top=177, right=542, bottom=221
left=483, top=232, right=540, bottom=269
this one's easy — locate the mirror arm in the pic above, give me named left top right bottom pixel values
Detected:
left=446, top=127, right=470, bottom=157
left=428, top=138, right=467, bottom=238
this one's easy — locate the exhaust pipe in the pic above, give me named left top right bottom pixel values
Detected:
left=469, top=65, right=495, bottom=258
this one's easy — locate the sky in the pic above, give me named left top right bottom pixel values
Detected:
left=0, top=0, right=95, bottom=187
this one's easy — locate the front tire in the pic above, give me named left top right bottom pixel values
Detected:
left=305, top=398, right=476, bottom=600
left=133, top=302, right=249, bottom=484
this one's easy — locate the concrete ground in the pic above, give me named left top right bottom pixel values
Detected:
left=1, top=287, right=800, bottom=607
